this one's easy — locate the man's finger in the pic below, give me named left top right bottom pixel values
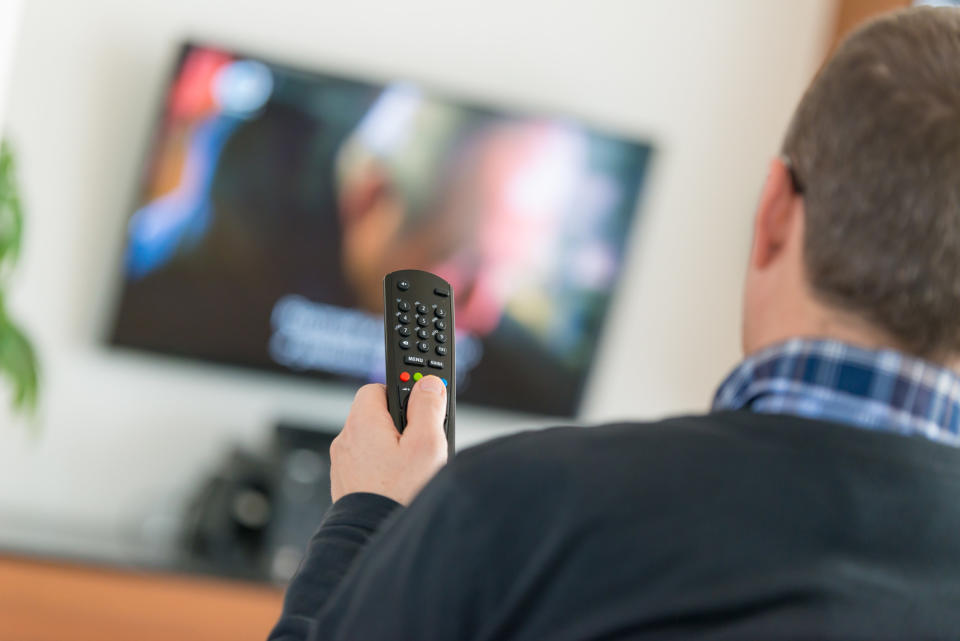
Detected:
left=346, top=383, right=395, bottom=434
left=403, top=375, right=447, bottom=445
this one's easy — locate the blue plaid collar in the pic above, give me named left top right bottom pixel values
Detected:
left=712, top=338, right=960, bottom=446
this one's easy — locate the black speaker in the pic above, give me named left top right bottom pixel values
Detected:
left=180, top=422, right=337, bottom=583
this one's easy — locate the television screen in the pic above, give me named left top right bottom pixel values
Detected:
left=109, top=43, right=652, bottom=417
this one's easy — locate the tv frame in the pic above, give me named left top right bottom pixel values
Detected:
left=102, top=39, right=656, bottom=420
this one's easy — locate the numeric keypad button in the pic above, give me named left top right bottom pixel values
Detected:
left=416, top=303, right=428, bottom=315
left=398, top=326, right=411, bottom=337
left=416, top=316, right=428, bottom=327
left=397, top=300, right=410, bottom=312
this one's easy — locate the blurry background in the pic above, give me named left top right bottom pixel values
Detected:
left=0, top=0, right=914, bottom=639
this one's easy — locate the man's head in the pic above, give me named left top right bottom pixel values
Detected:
left=743, top=7, right=960, bottom=365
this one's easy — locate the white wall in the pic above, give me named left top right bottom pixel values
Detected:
left=0, top=0, right=833, bottom=558
left=0, top=0, right=23, bottom=131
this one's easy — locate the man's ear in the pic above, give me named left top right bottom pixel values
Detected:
left=750, top=157, right=800, bottom=270
left=339, top=163, right=390, bottom=227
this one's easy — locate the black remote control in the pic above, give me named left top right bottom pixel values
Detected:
left=383, top=269, right=455, bottom=455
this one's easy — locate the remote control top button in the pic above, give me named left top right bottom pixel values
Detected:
left=441, top=378, right=448, bottom=386
left=398, top=280, right=410, bottom=290
left=436, top=332, right=447, bottom=343
left=399, top=371, right=410, bottom=382
left=413, top=372, right=423, bottom=381
left=416, top=316, right=428, bottom=327
left=417, top=328, right=429, bottom=339
left=418, top=342, right=429, bottom=352
left=428, top=360, right=444, bottom=369
left=416, top=303, right=428, bottom=315
left=434, top=287, right=449, bottom=297
left=434, top=319, right=446, bottom=330
left=436, top=345, right=447, bottom=356
left=399, top=339, right=411, bottom=350
left=397, top=300, right=410, bottom=312
left=398, top=313, right=410, bottom=324
left=398, top=326, right=411, bottom=336
left=434, top=306, right=446, bottom=318
left=404, top=355, right=425, bottom=366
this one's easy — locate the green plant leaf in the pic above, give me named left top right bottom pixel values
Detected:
left=0, top=139, right=39, bottom=417
left=0, top=139, right=24, bottom=281
left=0, top=303, right=38, bottom=413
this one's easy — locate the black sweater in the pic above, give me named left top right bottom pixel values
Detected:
left=268, top=411, right=960, bottom=640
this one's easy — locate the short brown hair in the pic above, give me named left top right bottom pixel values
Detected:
left=782, top=7, right=960, bottom=360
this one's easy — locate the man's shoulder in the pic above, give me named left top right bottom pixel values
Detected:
left=443, top=412, right=764, bottom=504
left=455, top=411, right=758, bottom=465
left=441, top=409, right=960, bottom=506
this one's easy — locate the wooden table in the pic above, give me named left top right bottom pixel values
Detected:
left=0, top=554, right=285, bottom=641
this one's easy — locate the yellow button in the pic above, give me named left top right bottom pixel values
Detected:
left=412, top=372, right=423, bottom=381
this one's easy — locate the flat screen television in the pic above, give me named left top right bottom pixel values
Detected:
left=109, top=42, right=653, bottom=417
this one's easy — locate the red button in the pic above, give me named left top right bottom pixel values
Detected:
left=399, top=371, right=410, bottom=382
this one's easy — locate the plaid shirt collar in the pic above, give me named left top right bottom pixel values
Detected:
left=712, top=338, right=960, bottom=447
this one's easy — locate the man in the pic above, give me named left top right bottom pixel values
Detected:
left=269, top=7, right=960, bottom=639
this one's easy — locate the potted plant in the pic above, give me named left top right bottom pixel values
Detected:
left=0, top=139, right=37, bottom=415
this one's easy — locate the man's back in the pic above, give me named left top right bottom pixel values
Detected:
left=274, top=411, right=960, bottom=640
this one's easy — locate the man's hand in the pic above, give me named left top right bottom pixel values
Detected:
left=330, top=375, right=449, bottom=506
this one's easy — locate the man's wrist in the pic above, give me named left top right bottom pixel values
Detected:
left=321, top=492, right=403, bottom=534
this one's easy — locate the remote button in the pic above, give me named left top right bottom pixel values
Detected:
left=417, top=328, right=429, bottom=339
left=428, top=360, right=444, bottom=369
left=404, top=355, right=425, bottom=366
left=397, top=300, right=410, bottom=312
left=416, top=303, right=428, bottom=315
left=418, top=341, right=429, bottom=352
left=398, top=280, right=410, bottom=291
left=398, top=384, right=412, bottom=408
left=436, top=345, right=447, bottom=356
left=441, top=378, right=448, bottom=386
left=434, top=319, right=446, bottom=330
left=399, top=339, right=411, bottom=350
left=434, top=287, right=449, bottom=297
left=436, top=332, right=446, bottom=343
left=434, top=307, right=446, bottom=318
left=399, top=371, right=410, bottom=382
left=413, top=372, right=423, bottom=381
left=398, top=326, right=411, bottom=337
left=398, top=313, right=410, bottom=324
left=416, top=316, right=428, bottom=327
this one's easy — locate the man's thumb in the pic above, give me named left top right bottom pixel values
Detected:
left=404, top=375, right=448, bottom=443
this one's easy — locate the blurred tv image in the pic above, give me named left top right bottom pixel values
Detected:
left=109, top=43, right=652, bottom=417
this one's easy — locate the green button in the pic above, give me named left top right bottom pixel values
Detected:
left=413, top=372, right=423, bottom=381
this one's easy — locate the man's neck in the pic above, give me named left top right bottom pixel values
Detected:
left=749, top=306, right=960, bottom=373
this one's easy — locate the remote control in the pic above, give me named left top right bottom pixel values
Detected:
left=383, top=269, right=455, bottom=455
